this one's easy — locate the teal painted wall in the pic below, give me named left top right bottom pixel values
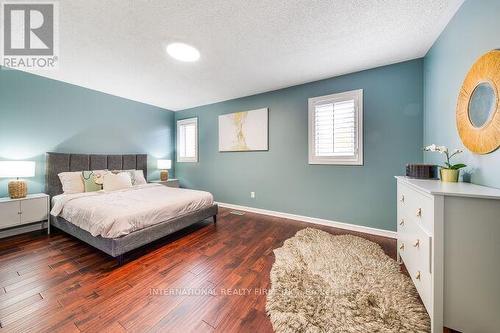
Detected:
left=175, top=59, right=423, bottom=231
left=0, top=68, right=175, bottom=197
left=423, top=0, right=500, bottom=188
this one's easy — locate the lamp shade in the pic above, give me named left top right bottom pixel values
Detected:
left=0, top=161, right=36, bottom=178
left=157, top=159, right=172, bottom=170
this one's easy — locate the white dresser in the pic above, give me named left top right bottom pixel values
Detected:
left=396, top=176, right=500, bottom=333
left=0, top=193, right=50, bottom=237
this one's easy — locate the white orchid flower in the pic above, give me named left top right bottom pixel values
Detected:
left=423, top=144, right=466, bottom=171
left=424, top=144, right=437, bottom=152
left=436, top=146, right=448, bottom=154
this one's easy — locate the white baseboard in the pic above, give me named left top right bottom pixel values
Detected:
left=217, top=202, right=397, bottom=239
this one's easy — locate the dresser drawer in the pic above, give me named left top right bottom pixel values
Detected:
left=409, top=221, right=432, bottom=274
left=398, top=182, right=434, bottom=234
left=397, top=235, right=413, bottom=270
left=409, top=259, right=432, bottom=314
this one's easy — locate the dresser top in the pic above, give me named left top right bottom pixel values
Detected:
left=395, top=176, right=500, bottom=200
left=0, top=193, right=49, bottom=203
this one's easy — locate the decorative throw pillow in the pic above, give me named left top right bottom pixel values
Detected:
left=58, top=171, right=84, bottom=194
left=82, top=170, right=108, bottom=192
left=133, top=170, right=147, bottom=185
left=111, top=169, right=146, bottom=185
left=103, top=172, right=133, bottom=192
left=111, top=169, right=135, bottom=184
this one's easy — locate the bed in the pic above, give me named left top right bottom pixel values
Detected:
left=46, top=152, right=218, bottom=263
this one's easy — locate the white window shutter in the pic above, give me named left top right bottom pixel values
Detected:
left=308, top=89, right=363, bottom=165
left=177, top=118, right=198, bottom=162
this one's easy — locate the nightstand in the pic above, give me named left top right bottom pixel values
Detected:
left=150, top=179, right=180, bottom=188
left=0, top=193, right=50, bottom=235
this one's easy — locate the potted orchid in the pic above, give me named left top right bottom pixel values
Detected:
left=423, top=144, right=466, bottom=182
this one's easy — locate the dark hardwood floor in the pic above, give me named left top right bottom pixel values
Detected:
left=0, top=208, right=399, bottom=333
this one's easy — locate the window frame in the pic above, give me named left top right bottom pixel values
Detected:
left=308, top=89, right=363, bottom=165
left=176, top=117, right=198, bottom=163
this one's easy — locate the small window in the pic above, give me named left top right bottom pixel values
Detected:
left=308, top=89, right=363, bottom=165
left=177, top=117, right=198, bottom=163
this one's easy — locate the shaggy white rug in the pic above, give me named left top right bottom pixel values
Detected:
left=266, top=228, right=430, bottom=333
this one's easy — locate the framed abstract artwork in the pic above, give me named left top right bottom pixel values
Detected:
left=218, top=108, right=269, bottom=152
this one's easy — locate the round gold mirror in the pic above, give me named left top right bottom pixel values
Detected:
left=456, top=50, right=500, bottom=154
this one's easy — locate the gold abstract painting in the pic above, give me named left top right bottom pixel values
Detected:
left=218, top=108, right=268, bottom=152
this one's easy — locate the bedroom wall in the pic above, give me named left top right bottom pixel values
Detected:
left=0, top=67, right=175, bottom=197
left=175, top=59, right=423, bottom=232
left=423, top=0, right=500, bottom=188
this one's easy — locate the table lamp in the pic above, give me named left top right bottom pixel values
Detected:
left=0, top=161, right=36, bottom=199
left=157, top=159, right=172, bottom=181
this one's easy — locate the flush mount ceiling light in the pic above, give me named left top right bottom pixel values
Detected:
left=166, top=43, right=200, bottom=62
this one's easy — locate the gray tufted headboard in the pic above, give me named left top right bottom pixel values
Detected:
left=45, top=152, right=148, bottom=198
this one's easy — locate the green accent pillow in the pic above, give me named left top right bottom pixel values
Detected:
left=82, top=170, right=106, bottom=192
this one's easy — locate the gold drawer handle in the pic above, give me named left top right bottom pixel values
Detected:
left=413, top=239, right=420, bottom=248
left=416, top=208, right=422, bottom=217
left=399, top=219, right=405, bottom=226
left=415, top=271, right=421, bottom=280
left=400, top=195, right=405, bottom=203
left=399, top=243, right=405, bottom=251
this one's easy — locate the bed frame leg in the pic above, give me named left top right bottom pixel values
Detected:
left=117, top=254, right=125, bottom=266
left=213, top=215, right=217, bottom=224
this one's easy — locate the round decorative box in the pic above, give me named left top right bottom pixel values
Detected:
left=8, top=180, right=27, bottom=199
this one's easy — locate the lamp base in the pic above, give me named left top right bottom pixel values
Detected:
left=9, top=180, right=27, bottom=199
left=160, top=170, right=169, bottom=181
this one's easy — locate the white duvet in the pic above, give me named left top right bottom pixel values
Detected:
left=51, top=184, right=214, bottom=238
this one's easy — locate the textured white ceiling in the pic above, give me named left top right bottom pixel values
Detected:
left=24, top=0, right=464, bottom=111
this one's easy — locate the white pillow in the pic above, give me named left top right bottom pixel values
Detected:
left=133, top=170, right=147, bottom=185
left=112, top=169, right=147, bottom=185
left=58, top=171, right=84, bottom=194
left=103, top=172, right=133, bottom=192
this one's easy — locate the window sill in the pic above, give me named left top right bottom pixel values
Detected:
left=308, top=157, right=363, bottom=166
